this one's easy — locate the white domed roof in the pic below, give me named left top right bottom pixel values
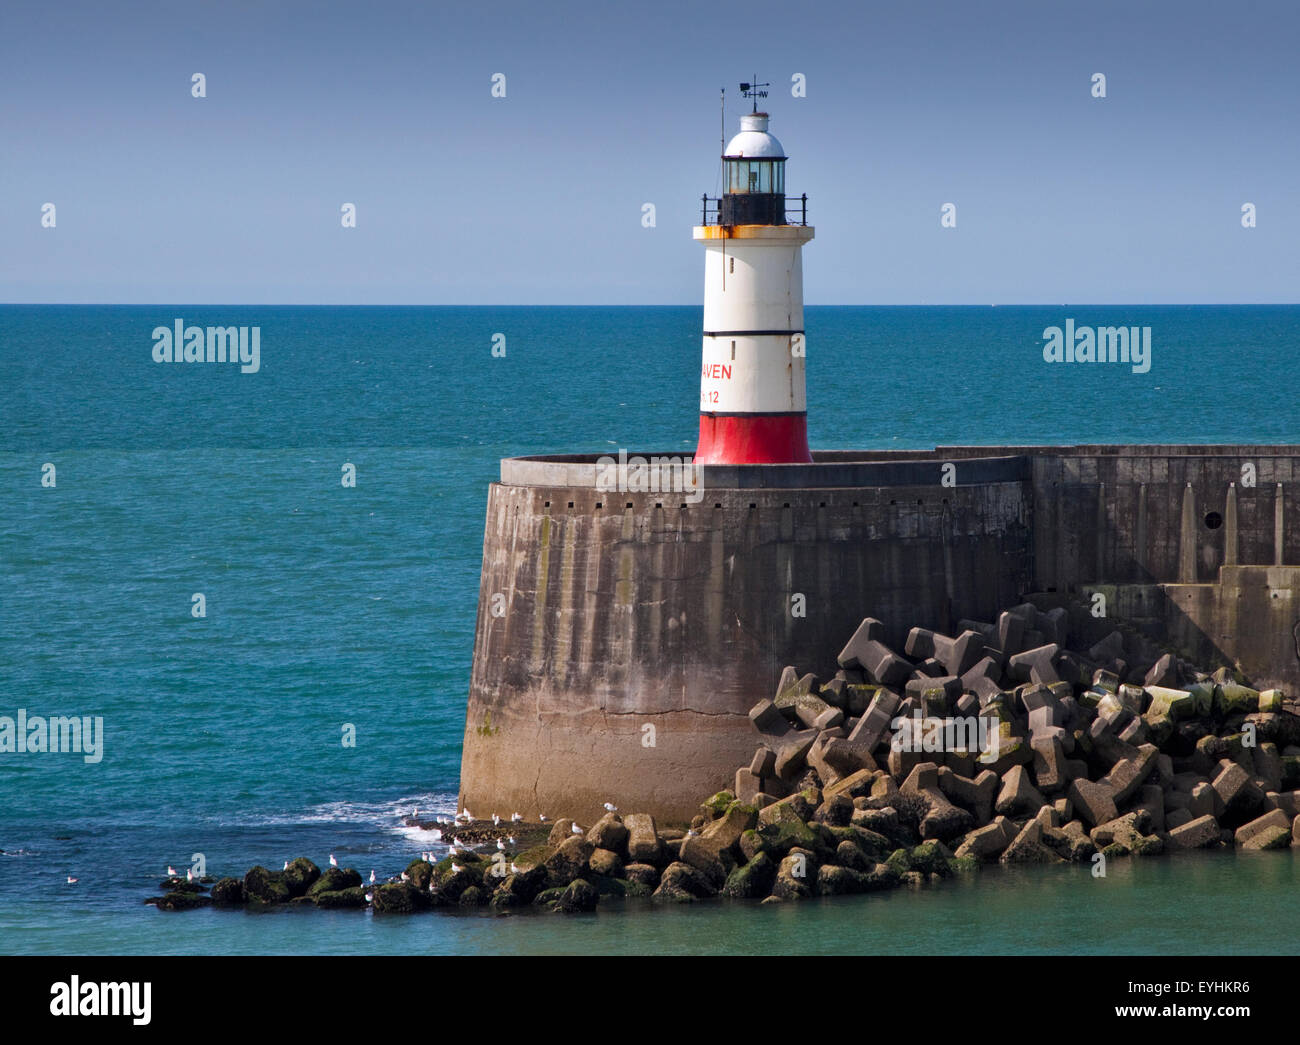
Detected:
left=723, top=113, right=786, bottom=159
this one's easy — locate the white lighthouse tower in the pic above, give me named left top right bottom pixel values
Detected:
left=694, top=83, right=815, bottom=465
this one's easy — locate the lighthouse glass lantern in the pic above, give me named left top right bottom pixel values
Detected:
left=719, top=114, right=787, bottom=226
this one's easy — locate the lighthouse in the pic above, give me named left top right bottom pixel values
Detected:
left=694, top=84, right=815, bottom=465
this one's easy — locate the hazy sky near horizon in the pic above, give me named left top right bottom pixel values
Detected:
left=2, top=0, right=1297, bottom=304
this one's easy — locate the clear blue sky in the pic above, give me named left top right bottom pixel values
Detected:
left=2, top=0, right=1296, bottom=304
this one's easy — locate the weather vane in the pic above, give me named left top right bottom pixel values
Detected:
left=739, top=77, right=769, bottom=113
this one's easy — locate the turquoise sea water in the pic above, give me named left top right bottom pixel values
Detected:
left=3, top=304, right=1300, bottom=955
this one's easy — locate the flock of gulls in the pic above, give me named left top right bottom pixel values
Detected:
left=104, top=805, right=621, bottom=904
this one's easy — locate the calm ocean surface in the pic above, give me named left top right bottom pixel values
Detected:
left=3, top=304, right=1299, bottom=955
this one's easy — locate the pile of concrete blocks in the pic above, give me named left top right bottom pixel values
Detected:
left=738, top=602, right=1300, bottom=872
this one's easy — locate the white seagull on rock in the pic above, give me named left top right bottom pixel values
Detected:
left=511, top=812, right=523, bottom=823
left=571, top=823, right=584, bottom=835
left=329, top=854, right=338, bottom=868
left=369, top=870, right=376, bottom=884
left=166, top=866, right=178, bottom=877
left=604, top=802, right=618, bottom=813
left=67, top=876, right=78, bottom=884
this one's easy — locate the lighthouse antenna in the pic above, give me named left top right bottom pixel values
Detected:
left=720, top=86, right=725, bottom=154
left=739, top=76, right=770, bottom=114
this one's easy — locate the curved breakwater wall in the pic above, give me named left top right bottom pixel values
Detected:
left=459, top=445, right=1300, bottom=822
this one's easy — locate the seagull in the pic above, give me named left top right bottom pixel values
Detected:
left=571, top=823, right=583, bottom=835
left=451, top=863, right=463, bottom=874
left=282, top=861, right=289, bottom=870
left=166, top=866, right=178, bottom=877
left=539, top=814, right=549, bottom=822
left=66, top=876, right=78, bottom=884
left=186, top=869, right=193, bottom=882
left=449, top=845, right=464, bottom=857
left=686, top=828, right=699, bottom=838
left=412, top=807, right=418, bottom=819
left=492, top=814, right=501, bottom=826
left=507, top=835, right=517, bottom=845
left=364, top=892, right=373, bottom=904
left=329, top=854, right=338, bottom=868
left=428, top=880, right=437, bottom=892
left=453, top=836, right=467, bottom=848
left=511, top=812, right=523, bottom=823
left=604, top=802, right=618, bottom=813
left=496, top=839, right=507, bottom=851
left=510, top=862, right=519, bottom=874
left=400, top=872, right=409, bottom=882
left=369, top=870, right=376, bottom=884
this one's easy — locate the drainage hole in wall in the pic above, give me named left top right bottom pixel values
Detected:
left=1204, top=511, right=1223, bottom=529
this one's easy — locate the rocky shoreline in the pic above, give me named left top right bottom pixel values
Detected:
left=148, top=601, right=1300, bottom=914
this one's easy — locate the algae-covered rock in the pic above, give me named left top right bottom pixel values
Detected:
left=885, top=848, right=911, bottom=876
left=909, top=839, right=954, bottom=877
left=557, top=878, right=599, bottom=912
left=532, top=886, right=566, bottom=908
left=652, top=861, right=716, bottom=903
left=770, top=849, right=816, bottom=900
left=622, top=862, right=660, bottom=889
left=756, top=805, right=820, bottom=856
left=282, top=857, right=320, bottom=897
left=314, top=887, right=369, bottom=909
left=404, top=859, right=436, bottom=890
left=722, top=852, right=777, bottom=898
left=457, top=886, right=487, bottom=907
left=949, top=854, right=979, bottom=874
left=1214, top=683, right=1259, bottom=717
left=152, top=891, right=212, bottom=911
left=307, top=867, right=363, bottom=897
left=544, top=837, right=594, bottom=886
left=243, top=866, right=291, bottom=906
left=372, top=881, right=429, bottom=913
left=816, top=864, right=869, bottom=895
left=700, top=790, right=736, bottom=820
left=209, top=877, right=244, bottom=907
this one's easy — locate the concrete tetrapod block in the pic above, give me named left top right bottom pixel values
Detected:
left=1101, top=743, right=1159, bottom=805
left=846, top=688, right=900, bottom=756
left=838, top=621, right=913, bottom=688
left=1008, top=644, right=1062, bottom=686
left=1234, top=809, right=1292, bottom=850
left=1068, top=777, right=1119, bottom=828
left=749, top=699, right=791, bottom=738
left=1168, top=814, right=1223, bottom=850
left=995, top=764, right=1047, bottom=818
left=954, top=816, right=1016, bottom=862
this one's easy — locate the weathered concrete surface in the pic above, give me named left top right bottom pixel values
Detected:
left=459, top=455, right=1032, bottom=823
left=460, top=446, right=1300, bottom=821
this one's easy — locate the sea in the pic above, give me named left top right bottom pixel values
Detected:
left=3, top=304, right=1300, bottom=955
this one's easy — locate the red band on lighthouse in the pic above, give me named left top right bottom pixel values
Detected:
left=695, top=413, right=811, bottom=465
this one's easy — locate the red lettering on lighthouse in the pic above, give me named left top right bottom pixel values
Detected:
left=701, top=363, right=732, bottom=380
